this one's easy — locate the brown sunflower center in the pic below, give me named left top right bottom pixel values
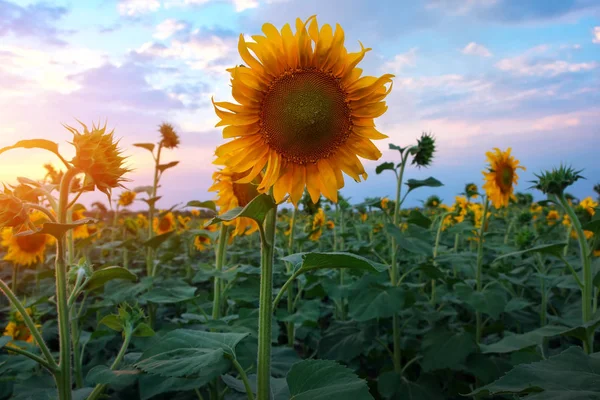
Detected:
left=260, top=70, right=351, bottom=164
left=496, top=165, right=514, bottom=193
left=15, top=234, right=47, bottom=253
left=231, top=173, right=260, bottom=207
left=159, top=217, right=172, bottom=232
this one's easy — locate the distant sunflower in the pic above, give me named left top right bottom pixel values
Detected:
left=194, top=235, right=211, bottom=251
left=209, top=168, right=261, bottom=236
left=546, top=210, right=560, bottom=226
left=71, top=206, right=90, bottom=240
left=482, top=148, right=525, bottom=209
left=580, top=197, right=597, bottom=217
left=360, top=212, right=368, bottom=222
left=118, top=191, right=137, bottom=207
left=381, top=197, right=390, bottom=210
left=213, top=16, right=393, bottom=205
left=326, top=220, right=335, bottom=230
left=1, top=211, right=55, bottom=267
left=153, top=212, right=176, bottom=235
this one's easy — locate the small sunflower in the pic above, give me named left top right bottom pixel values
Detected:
left=191, top=209, right=201, bottom=217
left=209, top=168, right=261, bottom=237
left=213, top=16, right=393, bottom=205
left=118, top=191, right=137, bottom=207
left=159, top=123, right=180, bottom=149
left=1, top=211, right=55, bottom=267
left=67, top=122, right=129, bottom=198
left=465, top=183, right=479, bottom=199
left=194, top=235, right=211, bottom=251
left=580, top=197, right=597, bottom=217
left=177, top=215, right=191, bottom=231
left=381, top=197, right=390, bottom=210
left=373, top=223, right=383, bottom=233
left=136, top=213, right=149, bottom=229
left=546, top=210, right=560, bottom=226
left=360, top=212, right=368, bottom=222
left=326, top=220, right=335, bottom=230
left=482, top=148, right=525, bottom=209
left=71, top=206, right=90, bottom=240
left=153, top=212, right=176, bottom=235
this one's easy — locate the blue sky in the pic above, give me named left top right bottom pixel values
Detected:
left=0, top=0, right=598, bottom=208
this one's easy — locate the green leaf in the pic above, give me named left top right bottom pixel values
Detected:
left=133, top=323, right=155, bottom=337
left=140, top=285, right=197, bottom=304
left=385, top=224, right=432, bottom=256
left=378, top=372, right=443, bottom=400
left=421, top=331, right=477, bottom=372
left=134, top=185, right=154, bottom=195
left=157, top=161, right=179, bottom=173
left=376, top=162, right=396, bottom=174
left=133, top=143, right=155, bottom=153
left=405, top=177, right=443, bottom=193
left=349, top=285, right=406, bottom=322
left=493, top=242, right=568, bottom=263
left=407, top=210, right=432, bottom=229
left=0, top=336, right=10, bottom=349
left=480, top=325, right=567, bottom=354
left=0, top=139, right=63, bottom=161
left=282, top=252, right=388, bottom=275
left=210, top=193, right=276, bottom=226
left=86, top=365, right=139, bottom=387
left=455, top=284, right=507, bottom=319
left=470, top=347, right=600, bottom=398
left=287, top=359, right=373, bottom=400
left=15, top=218, right=97, bottom=239
left=318, top=322, right=374, bottom=362
left=99, top=315, right=123, bottom=332
left=389, top=143, right=404, bottom=153
left=583, top=219, right=600, bottom=235
left=85, top=266, right=137, bottom=291
left=143, top=230, right=176, bottom=249
left=186, top=200, right=217, bottom=212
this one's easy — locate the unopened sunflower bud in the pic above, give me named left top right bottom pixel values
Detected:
left=411, top=132, right=436, bottom=168
left=159, top=123, right=180, bottom=149
left=532, top=165, right=584, bottom=196
left=425, top=195, right=441, bottom=208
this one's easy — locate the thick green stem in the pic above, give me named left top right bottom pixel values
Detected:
left=70, top=309, right=83, bottom=388
left=146, top=143, right=163, bottom=277
left=557, top=194, right=593, bottom=353
left=226, top=355, right=255, bottom=400
left=87, top=331, right=132, bottom=400
left=286, top=207, right=297, bottom=347
left=475, top=197, right=489, bottom=345
left=11, top=266, right=17, bottom=293
left=257, top=201, right=277, bottom=400
left=431, top=212, right=449, bottom=305
left=212, top=224, right=229, bottom=320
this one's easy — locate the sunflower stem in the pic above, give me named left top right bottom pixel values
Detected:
left=285, top=206, right=297, bottom=347
left=87, top=329, right=132, bottom=400
left=257, top=198, right=277, bottom=400
left=212, top=223, right=229, bottom=320
left=475, top=196, right=489, bottom=346
left=11, top=266, right=18, bottom=294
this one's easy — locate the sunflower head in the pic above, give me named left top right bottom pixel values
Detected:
left=1, top=211, right=55, bottom=267
left=312, top=208, right=326, bottom=229
left=213, top=17, right=393, bottom=206
left=465, top=183, right=479, bottom=199
left=0, top=192, right=28, bottom=229
left=411, top=133, right=436, bottom=168
left=482, top=147, right=525, bottom=209
left=194, top=235, right=211, bottom=251
left=153, top=212, right=176, bottom=235
left=381, top=197, right=390, bottom=210
left=71, top=205, right=90, bottom=240
left=326, top=220, right=335, bottom=230
left=67, top=122, right=129, bottom=198
left=531, top=165, right=583, bottom=196
left=579, top=196, right=597, bottom=217
left=425, top=195, right=441, bottom=209
left=546, top=210, right=560, bottom=226
left=159, top=123, right=180, bottom=149
left=118, top=191, right=137, bottom=207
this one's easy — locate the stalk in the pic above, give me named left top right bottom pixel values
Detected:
left=256, top=201, right=277, bottom=399
left=431, top=212, right=449, bottom=305
left=11, top=266, right=18, bottom=293
left=146, top=143, right=163, bottom=277
left=212, top=224, right=229, bottom=320
left=475, top=197, right=489, bottom=345
left=285, top=207, right=297, bottom=347
left=87, top=331, right=132, bottom=400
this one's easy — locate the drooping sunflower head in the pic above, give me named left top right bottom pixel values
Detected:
left=67, top=122, right=130, bottom=198
left=411, top=133, right=436, bottom=168
left=482, top=148, right=525, bottom=209
left=312, top=208, right=326, bottom=229
left=0, top=192, right=28, bottom=229
left=118, top=191, right=137, bottom=207
left=12, top=184, right=40, bottom=204
left=159, top=123, right=180, bottom=149
left=136, top=213, right=149, bottom=229
left=326, top=220, right=335, bottom=230
left=213, top=16, right=394, bottom=206
left=465, top=183, right=479, bottom=199
left=1, top=211, right=55, bottom=267
left=153, top=212, right=176, bottom=235
left=209, top=168, right=262, bottom=237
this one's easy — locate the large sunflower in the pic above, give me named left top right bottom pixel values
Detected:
left=213, top=16, right=393, bottom=205
left=482, top=148, right=525, bottom=209
left=1, top=211, right=55, bottom=267
left=209, top=168, right=261, bottom=236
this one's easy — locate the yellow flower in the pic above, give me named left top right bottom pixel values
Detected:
left=309, top=228, right=322, bottom=241
left=530, top=203, right=542, bottom=214
left=153, top=212, right=176, bottom=235
left=71, top=206, right=90, bottom=240
left=563, top=214, right=571, bottom=227
left=66, top=122, right=129, bottom=197
left=326, top=220, right=335, bottom=230
left=571, top=229, right=594, bottom=240
left=194, top=235, right=211, bottom=251
left=209, top=168, right=261, bottom=237
left=191, top=209, right=201, bottom=217
left=482, top=148, right=525, bottom=209
left=177, top=215, right=191, bottom=231
left=312, top=208, right=326, bottom=229
left=360, top=212, right=368, bottom=222
left=381, top=197, right=390, bottom=210
left=212, top=16, right=393, bottom=205
left=136, top=214, right=149, bottom=229
left=546, top=210, right=560, bottom=226
left=594, top=250, right=600, bottom=257
left=1, top=211, right=55, bottom=267
left=118, top=191, right=137, bottom=207
left=580, top=197, right=597, bottom=217
left=373, top=223, right=384, bottom=233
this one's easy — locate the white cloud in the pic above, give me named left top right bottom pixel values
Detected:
left=593, top=26, right=600, bottom=44
left=165, top=0, right=263, bottom=12
left=495, top=45, right=597, bottom=77
left=118, top=0, right=161, bottom=16
left=381, top=48, right=418, bottom=73
left=461, top=42, right=492, bottom=57
left=154, top=19, right=188, bottom=40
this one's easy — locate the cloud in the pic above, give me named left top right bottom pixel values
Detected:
left=154, top=19, right=190, bottom=40
left=0, top=0, right=68, bottom=44
left=495, top=45, right=597, bottom=77
left=117, top=0, right=161, bottom=16
left=381, top=48, right=418, bottom=73
left=593, top=27, right=600, bottom=44
left=461, top=42, right=492, bottom=57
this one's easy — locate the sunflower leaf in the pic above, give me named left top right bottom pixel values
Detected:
left=186, top=200, right=217, bottom=212
left=492, top=242, right=568, bottom=263
left=85, top=266, right=138, bottom=291
left=15, top=218, right=97, bottom=239
left=133, top=143, right=155, bottom=153
left=282, top=252, right=388, bottom=275
left=209, top=193, right=276, bottom=226
left=405, top=177, right=443, bottom=193
left=0, top=139, right=66, bottom=165
left=143, top=231, right=176, bottom=249
left=157, top=161, right=179, bottom=173
left=375, top=162, right=395, bottom=175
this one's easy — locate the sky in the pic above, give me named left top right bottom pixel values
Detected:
left=0, top=0, right=599, bottom=209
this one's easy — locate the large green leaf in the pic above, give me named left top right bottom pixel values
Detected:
left=480, top=325, right=568, bottom=354
left=282, top=252, right=388, bottom=274
left=287, top=359, right=373, bottom=400
left=210, top=193, right=276, bottom=226
left=318, top=322, right=374, bottom=362
left=349, top=285, right=406, bottom=321
left=421, top=330, right=477, bottom=372
left=375, top=162, right=395, bottom=174
left=85, top=365, right=138, bottom=388
left=139, top=284, right=198, bottom=304
left=85, top=266, right=137, bottom=291
left=470, top=347, right=600, bottom=398
left=493, top=242, right=568, bottom=263
left=142, top=231, right=176, bottom=249
left=378, top=372, right=444, bottom=400
left=385, top=224, right=432, bottom=256
left=405, top=177, right=443, bottom=193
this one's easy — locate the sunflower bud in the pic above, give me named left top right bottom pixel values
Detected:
left=67, top=122, right=129, bottom=198
left=425, top=195, right=441, bottom=208
left=518, top=210, right=533, bottom=224
left=465, top=183, right=478, bottom=199
left=0, top=192, right=29, bottom=229
left=411, top=133, right=436, bottom=168
left=594, top=183, right=600, bottom=200
left=159, top=123, right=180, bottom=149
left=515, top=228, right=534, bottom=250
left=531, top=165, right=584, bottom=196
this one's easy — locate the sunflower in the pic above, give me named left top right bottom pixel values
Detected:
left=465, top=183, right=478, bottom=199
left=580, top=196, right=597, bottom=217
left=118, top=191, right=137, bottom=207
left=3, top=307, right=41, bottom=350
left=1, top=211, right=55, bottom=267
left=482, top=148, right=525, bottom=209
left=381, top=197, right=390, bottom=210
left=194, top=235, right=211, bottom=251
left=136, top=214, right=149, bottom=229
left=546, top=210, right=560, bottom=226
left=71, top=206, right=90, bottom=240
left=454, top=196, right=469, bottom=223
left=0, top=192, right=29, bottom=229
left=209, top=168, right=261, bottom=237
left=177, top=215, right=191, bottom=231
left=191, top=209, right=201, bottom=217
left=153, top=212, right=176, bottom=235
left=360, top=212, right=368, bottom=222
left=326, top=220, right=335, bottom=230
left=212, top=16, right=393, bottom=205
left=159, top=123, right=180, bottom=149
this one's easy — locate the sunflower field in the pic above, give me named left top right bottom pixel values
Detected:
left=2, top=16, right=600, bottom=400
